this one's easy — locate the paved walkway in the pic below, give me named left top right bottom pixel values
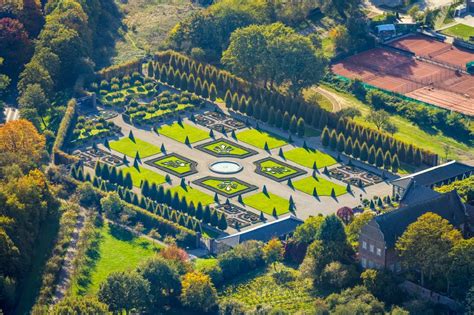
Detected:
left=96, top=104, right=393, bottom=229
left=51, top=205, right=86, bottom=304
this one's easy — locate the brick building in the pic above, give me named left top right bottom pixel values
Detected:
left=358, top=190, right=467, bottom=271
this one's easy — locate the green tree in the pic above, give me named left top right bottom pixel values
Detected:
left=138, top=256, right=181, bottom=309
left=290, top=115, right=298, bottom=134
left=18, top=83, right=50, bottom=128
left=209, top=83, right=217, bottom=101
left=100, top=192, right=123, bottom=221
left=293, top=215, right=324, bottom=245
left=396, top=212, right=462, bottom=286
left=321, top=127, right=330, bottom=147
left=329, top=130, right=337, bottom=150
left=447, top=238, right=474, bottom=300
left=336, top=133, right=345, bottom=153
left=218, top=213, right=228, bottom=230
left=375, top=148, right=384, bottom=167
left=98, top=271, right=150, bottom=314
left=345, top=211, right=375, bottom=247
left=282, top=112, right=291, bottom=131
left=391, top=154, right=400, bottom=173
left=383, top=151, right=392, bottom=170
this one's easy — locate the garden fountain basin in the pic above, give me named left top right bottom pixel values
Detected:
left=209, top=161, right=243, bottom=174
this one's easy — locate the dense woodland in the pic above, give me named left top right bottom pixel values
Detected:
left=0, top=0, right=473, bottom=314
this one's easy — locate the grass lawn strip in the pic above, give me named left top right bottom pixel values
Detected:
left=284, top=147, right=337, bottom=169
left=146, top=153, right=198, bottom=177
left=237, top=129, right=288, bottom=149
left=122, top=165, right=167, bottom=187
left=206, top=140, right=249, bottom=156
left=293, top=176, right=346, bottom=197
left=441, top=23, right=474, bottom=41
left=157, top=122, right=209, bottom=143
left=73, top=222, right=159, bottom=295
left=169, top=185, right=214, bottom=206
left=109, top=137, right=161, bottom=158
left=243, top=191, right=290, bottom=216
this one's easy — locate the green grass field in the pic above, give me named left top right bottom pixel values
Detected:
left=122, top=165, right=167, bottom=187
left=194, top=258, right=218, bottom=270
left=157, top=122, right=209, bottom=143
left=72, top=222, right=159, bottom=295
left=320, top=85, right=474, bottom=162
left=284, top=147, right=337, bottom=169
left=258, top=159, right=299, bottom=179
left=441, top=23, right=474, bottom=41
left=153, top=155, right=193, bottom=174
left=237, top=129, right=288, bottom=149
left=109, top=137, right=161, bottom=158
left=169, top=185, right=214, bottom=206
left=243, top=191, right=290, bottom=215
left=293, top=176, right=346, bottom=197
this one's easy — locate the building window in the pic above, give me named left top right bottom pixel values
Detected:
left=376, top=248, right=382, bottom=256
left=362, top=241, right=367, bottom=250
left=361, top=258, right=367, bottom=268
left=370, top=244, right=374, bottom=253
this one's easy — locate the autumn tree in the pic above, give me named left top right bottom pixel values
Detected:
left=396, top=212, right=462, bottom=286
left=0, top=119, right=46, bottom=171
left=180, top=271, right=218, bottom=313
left=263, top=238, right=284, bottom=271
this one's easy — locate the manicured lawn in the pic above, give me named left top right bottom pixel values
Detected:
left=219, top=266, right=314, bottom=313
left=293, top=176, right=347, bottom=197
left=441, top=23, right=474, bottom=41
left=243, top=191, right=290, bottom=215
left=201, top=178, right=251, bottom=195
left=194, top=258, right=218, bottom=270
left=204, top=140, right=250, bottom=156
left=122, top=165, right=167, bottom=187
left=258, top=159, right=299, bottom=179
left=284, top=147, right=337, bottom=169
left=109, top=137, right=161, bottom=158
left=72, top=222, right=159, bottom=295
left=157, top=122, right=209, bottom=143
left=153, top=155, right=193, bottom=175
left=169, top=185, right=214, bottom=206
left=237, top=129, right=288, bottom=149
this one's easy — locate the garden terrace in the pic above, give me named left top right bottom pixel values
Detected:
left=254, top=158, right=306, bottom=182
left=237, top=128, right=288, bottom=150
left=156, top=121, right=209, bottom=144
left=243, top=191, right=292, bottom=216
left=196, top=138, right=257, bottom=159
left=193, top=176, right=258, bottom=198
left=109, top=137, right=161, bottom=158
left=145, top=153, right=198, bottom=177
left=330, top=165, right=383, bottom=187
left=72, top=148, right=123, bottom=168
left=194, top=111, right=246, bottom=131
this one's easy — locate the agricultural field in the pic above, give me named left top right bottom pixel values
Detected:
left=111, top=0, right=201, bottom=64
left=219, top=266, right=315, bottom=313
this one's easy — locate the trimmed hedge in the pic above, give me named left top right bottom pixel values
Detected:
left=53, top=98, right=78, bottom=165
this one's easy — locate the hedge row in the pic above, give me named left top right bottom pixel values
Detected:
left=53, top=98, right=78, bottom=164
left=97, top=59, right=143, bottom=81
left=152, top=50, right=438, bottom=167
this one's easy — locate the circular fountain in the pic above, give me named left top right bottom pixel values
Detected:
left=209, top=161, right=243, bottom=174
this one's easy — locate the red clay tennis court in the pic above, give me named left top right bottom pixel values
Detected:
left=331, top=46, right=474, bottom=116
left=389, top=34, right=474, bottom=70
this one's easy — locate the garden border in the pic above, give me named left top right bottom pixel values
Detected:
left=254, top=157, right=307, bottom=182
left=145, top=152, right=198, bottom=177
left=195, top=138, right=258, bottom=159
left=193, top=176, right=258, bottom=198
